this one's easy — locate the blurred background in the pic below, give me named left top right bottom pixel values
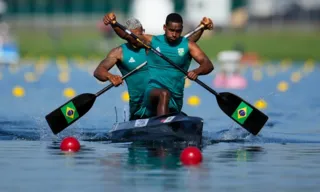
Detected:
left=0, top=0, right=319, bottom=136
left=1, top=1, right=320, bottom=190
left=1, top=0, right=319, bottom=63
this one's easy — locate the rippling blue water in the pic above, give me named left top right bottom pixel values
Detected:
left=1, top=60, right=320, bottom=191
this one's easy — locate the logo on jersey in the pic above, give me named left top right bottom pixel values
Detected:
left=178, top=48, right=185, bottom=56
left=129, top=57, right=136, bottom=63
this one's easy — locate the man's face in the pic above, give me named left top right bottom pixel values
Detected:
left=130, top=27, right=144, bottom=36
left=163, top=22, right=183, bottom=43
left=129, top=27, right=145, bottom=48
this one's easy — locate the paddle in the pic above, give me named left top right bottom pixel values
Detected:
left=112, top=21, right=268, bottom=135
left=45, top=26, right=205, bottom=135
left=183, top=24, right=204, bottom=38
left=45, top=61, right=147, bottom=134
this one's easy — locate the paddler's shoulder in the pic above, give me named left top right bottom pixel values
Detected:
left=122, top=43, right=144, bottom=53
left=108, top=45, right=123, bottom=56
left=121, top=43, right=129, bottom=49
left=152, top=34, right=164, bottom=41
left=181, top=36, right=189, bottom=42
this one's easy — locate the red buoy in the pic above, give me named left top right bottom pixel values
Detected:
left=180, top=146, right=202, bottom=165
left=60, top=136, right=80, bottom=152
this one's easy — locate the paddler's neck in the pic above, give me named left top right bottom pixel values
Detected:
left=164, top=35, right=180, bottom=46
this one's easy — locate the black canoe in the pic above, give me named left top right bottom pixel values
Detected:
left=108, top=112, right=203, bottom=145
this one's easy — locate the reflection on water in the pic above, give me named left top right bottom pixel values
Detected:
left=217, top=146, right=265, bottom=162
left=0, top=140, right=320, bottom=191
left=101, top=142, right=186, bottom=171
left=99, top=142, right=212, bottom=191
left=126, top=144, right=181, bottom=170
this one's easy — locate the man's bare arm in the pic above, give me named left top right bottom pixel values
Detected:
left=187, top=26, right=205, bottom=43
left=187, top=17, right=214, bottom=42
left=188, top=41, right=214, bottom=75
left=110, top=24, right=153, bottom=48
left=94, top=46, right=122, bottom=82
left=103, top=13, right=153, bottom=47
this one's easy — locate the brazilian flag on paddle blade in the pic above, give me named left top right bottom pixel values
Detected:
left=46, top=93, right=96, bottom=135
left=231, top=101, right=253, bottom=124
left=60, top=101, right=79, bottom=124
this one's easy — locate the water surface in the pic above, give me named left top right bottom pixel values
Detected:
left=0, top=61, right=319, bottom=191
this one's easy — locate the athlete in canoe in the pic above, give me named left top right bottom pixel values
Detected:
left=95, top=15, right=213, bottom=120
left=103, top=12, right=214, bottom=118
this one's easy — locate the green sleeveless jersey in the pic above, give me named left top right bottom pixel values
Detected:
left=118, top=44, right=148, bottom=116
left=147, top=35, right=192, bottom=99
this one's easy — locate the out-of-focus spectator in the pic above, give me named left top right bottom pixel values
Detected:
left=217, top=50, right=242, bottom=75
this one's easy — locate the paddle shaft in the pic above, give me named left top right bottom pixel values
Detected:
left=184, top=25, right=204, bottom=38
left=113, top=22, right=220, bottom=97
left=95, top=61, right=147, bottom=97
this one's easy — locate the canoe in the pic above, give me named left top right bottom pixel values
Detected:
left=108, top=112, right=203, bottom=145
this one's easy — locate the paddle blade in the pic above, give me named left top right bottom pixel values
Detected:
left=45, top=93, right=96, bottom=134
left=217, top=92, right=268, bottom=135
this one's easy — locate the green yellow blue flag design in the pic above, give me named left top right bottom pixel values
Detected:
left=60, top=101, right=79, bottom=124
left=231, top=102, right=253, bottom=124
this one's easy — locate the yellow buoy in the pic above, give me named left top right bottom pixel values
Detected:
left=277, top=81, right=289, bottom=92
left=252, top=69, right=263, bottom=81
left=266, top=65, right=276, bottom=77
left=12, top=86, right=25, bottom=97
left=59, top=72, right=69, bottom=83
left=24, top=72, right=37, bottom=82
left=121, top=91, right=130, bottom=102
left=254, top=99, right=268, bottom=110
left=184, top=78, right=191, bottom=88
left=280, top=59, right=292, bottom=72
left=290, top=72, right=302, bottom=83
left=303, top=59, right=315, bottom=73
left=187, top=96, right=201, bottom=106
left=34, top=61, right=48, bottom=75
left=57, top=55, right=69, bottom=72
left=63, top=88, right=76, bottom=98
left=74, top=55, right=86, bottom=70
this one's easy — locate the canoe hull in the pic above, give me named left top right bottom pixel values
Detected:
left=108, top=113, right=203, bottom=145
